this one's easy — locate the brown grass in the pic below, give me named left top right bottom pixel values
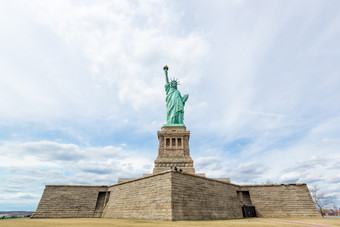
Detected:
left=1, top=217, right=339, bottom=227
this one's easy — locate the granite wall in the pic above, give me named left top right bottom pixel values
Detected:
left=240, top=184, right=320, bottom=217
left=171, top=172, right=243, bottom=220
left=31, top=185, right=108, bottom=218
left=32, top=172, right=320, bottom=220
left=102, top=172, right=173, bottom=220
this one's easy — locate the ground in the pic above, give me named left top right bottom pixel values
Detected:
left=1, top=218, right=339, bottom=227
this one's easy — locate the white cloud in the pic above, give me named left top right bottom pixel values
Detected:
left=0, top=0, right=209, bottom=132
left=0, top=139, right=155, bottom=209
left=279, top=172, right=301, bottom=183
left=325, top=175, right=340, bottom=184
left=0, top=193, right=40, bottom=201
left=333, top=162, right=340, bottom=169
left=294, top=155, right=329, bottom=171
left=300, top=174, right=323, bottom=184
left=31, top=0, right=209, bottom=112
left=195, top=156, right=267, bottom=183
left=195, top=156, right=225, bottom=171
left=0, top=140, right=153, bottom=184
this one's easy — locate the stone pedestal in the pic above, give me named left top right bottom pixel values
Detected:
left=153, top=126, right=195, bottom=174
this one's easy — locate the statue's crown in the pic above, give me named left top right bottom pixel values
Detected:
left=170, top=78, right=180, bottom=85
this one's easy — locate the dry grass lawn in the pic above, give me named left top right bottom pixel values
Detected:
left=1, top=218, right=340, bottom=227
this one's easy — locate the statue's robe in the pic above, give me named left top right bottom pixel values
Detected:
left=165, top=83, right=189, bottom=124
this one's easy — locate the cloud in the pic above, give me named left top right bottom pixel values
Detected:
left=32, top=1, right=208, bottom=112
left=0, top=140, right=153, bottom=186
left=325, top=175, right=340, bottom=184
left=84, top=146, right=126, bottom=160
left=279, top=172, right=301, bottom=183
left=0, top=0, right=209, bottom=137
left=22, top=141, right=84, bottom=161
left=294, top=155, right=329, bottom=171
left=75, top=161, right=118, bottom=175
left=195, top=156, right=225, bottom=171
left=195, top=156, right=267, bottom=183
left=0, top=139, right=156, bottom=209
left=318, top=138, right=340, bottom=145
left=0, top=193, right=40, bottom=201
left=230, top=162, right=267, bottom=183
left=235, top=163, right=266, bottom=175
left=333, top=162, right=340, bottom=169
left=300, top=174, right=323, bottom=184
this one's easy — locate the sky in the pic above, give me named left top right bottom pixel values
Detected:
left=0, top=0, right=339, bottom=211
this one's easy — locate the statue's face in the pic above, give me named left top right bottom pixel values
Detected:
left=171, top=81, right=177, bottom=89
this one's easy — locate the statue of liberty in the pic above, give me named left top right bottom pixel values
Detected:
left=163, top=65, right=189, bottom=126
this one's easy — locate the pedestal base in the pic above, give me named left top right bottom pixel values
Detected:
left=153, top=126, right=195, bottom=174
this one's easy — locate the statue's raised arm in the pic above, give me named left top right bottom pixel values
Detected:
left=163, top=65, right=189, bottom=126
left=163, top=65, right=170, bottom=84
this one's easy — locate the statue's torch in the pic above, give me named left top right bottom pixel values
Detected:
left=163, top=65, right=168, bottom=75
left=163, top=65, right=169, bottom=83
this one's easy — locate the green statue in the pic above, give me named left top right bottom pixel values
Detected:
left=163, top=65, right=189, bottom=126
